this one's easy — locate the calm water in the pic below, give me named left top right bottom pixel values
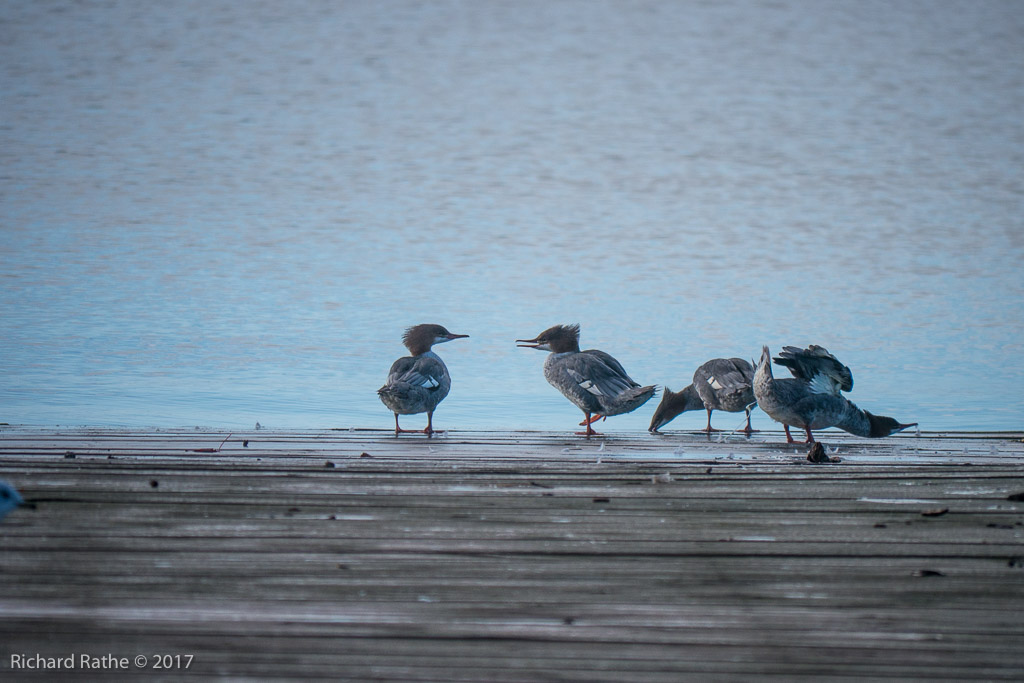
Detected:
left=2, top=0, right=1023, bottom=432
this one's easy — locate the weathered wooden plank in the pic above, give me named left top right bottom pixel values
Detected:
left=1, top=428, right=1022, bottom=680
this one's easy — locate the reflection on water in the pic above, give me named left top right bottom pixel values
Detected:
left=2, top=1, right=1022, bottom=431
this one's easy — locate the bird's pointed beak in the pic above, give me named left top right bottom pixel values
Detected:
left=516, top=336, right=540, bottom=348
left=895, top=422, right=918, bottom=433
left=648, top=408, right=673, bottom=433
left=446, top=333, right=469, bottom=340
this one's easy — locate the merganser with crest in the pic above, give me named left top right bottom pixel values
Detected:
left=753, top=345, right=916, bottom=443
left=516, top=324, right=656, bottom=436
left=378, top=324, right=468, bottom=437
left=649, top=358, right=757, bottom=434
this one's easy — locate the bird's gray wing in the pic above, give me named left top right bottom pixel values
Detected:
left=773, top=345, right=853, bottom=395
left=564, top=351, right=640, bottom=398
left=584, top=350, right=641, bottom=387
left=695, top=358, right=754, bottom=398
left=386, top=356, right=447, bottom=391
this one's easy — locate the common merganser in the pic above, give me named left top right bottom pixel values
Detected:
left=753, top=345, right=916, bottom=443
left=0, top=481, right=30, bottom=521
left=516, top=324, right=656, bottom=436
left=649, top=358, right=757, bottom=433
left=378, top=324, right=468, bottom=437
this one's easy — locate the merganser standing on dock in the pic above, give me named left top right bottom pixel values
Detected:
left=378, top=324, right=468, bottom=437
left=516, top=324, right=656, bottom=436
left=649, top=358, right=757, bottom=433
left=753, top=345, right=916, bottom=443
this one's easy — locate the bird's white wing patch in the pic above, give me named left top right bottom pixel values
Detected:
left=566, top=368, right=605, bottom=396
left=420, top=376, right=441, bottom=389
left=708, top=375, right=725, bottom=391
left=808, top=372, right=838, bottom=395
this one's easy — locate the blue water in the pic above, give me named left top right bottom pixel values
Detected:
left=2, top=0, right=1023, bottom=432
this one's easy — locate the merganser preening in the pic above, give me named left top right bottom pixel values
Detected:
left=378, top=324, right=468, bottom=437
left=648, top=358, right=758, bottom=434
left=753, top=345, right=916, bottom=443
left=0, top=481, right=31, bottom=521
left=516, top=324, right=656, bottom=436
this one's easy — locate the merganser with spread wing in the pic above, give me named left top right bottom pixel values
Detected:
left=753, top=344, right=915, bottom=443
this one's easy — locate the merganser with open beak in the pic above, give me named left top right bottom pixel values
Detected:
left=649, top=358, right=758, bottom=434
left=378, top=324, right=468, bottom=437
left=517, top=324, right=656, bottom=436
left=753, top=345, right=916, bottom=443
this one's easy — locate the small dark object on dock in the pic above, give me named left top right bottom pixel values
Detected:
left=530, top=481, right=553, bottom=489
left=807, top=442, right=839, bottom=463
left=1009, top=557, right=1023, bottom=568
left=921, top=508, right=949, bottom=517
left=360, top=452, right=372, bottom=458
left=1006, top=491, right=1024, bottom=501
left=593, top=497, right=610, bottom=503
left=325, top=461, right=336, bottom=468
left=874, top=523, right=887, bottom=528
left=149, top=480, right=158, bottom=488
left=243, top=440, right=249, bottom=448
left=64, top=451, right=76, bottom=459
left=913, top=569, right=946, bottom=577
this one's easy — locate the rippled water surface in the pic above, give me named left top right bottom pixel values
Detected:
left=2, top=0, right=1023, bottom=431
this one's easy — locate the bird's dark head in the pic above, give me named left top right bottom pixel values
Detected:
left=516, top=324, right=581, bottom=354
left=402, top=324, right=468, bottom=355
left=648, top=384, right=703, bottom=432
left=866, top=411, right=918, bottom=438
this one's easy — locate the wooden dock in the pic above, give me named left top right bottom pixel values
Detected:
left=2, top=427, right=1023, bottom=681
